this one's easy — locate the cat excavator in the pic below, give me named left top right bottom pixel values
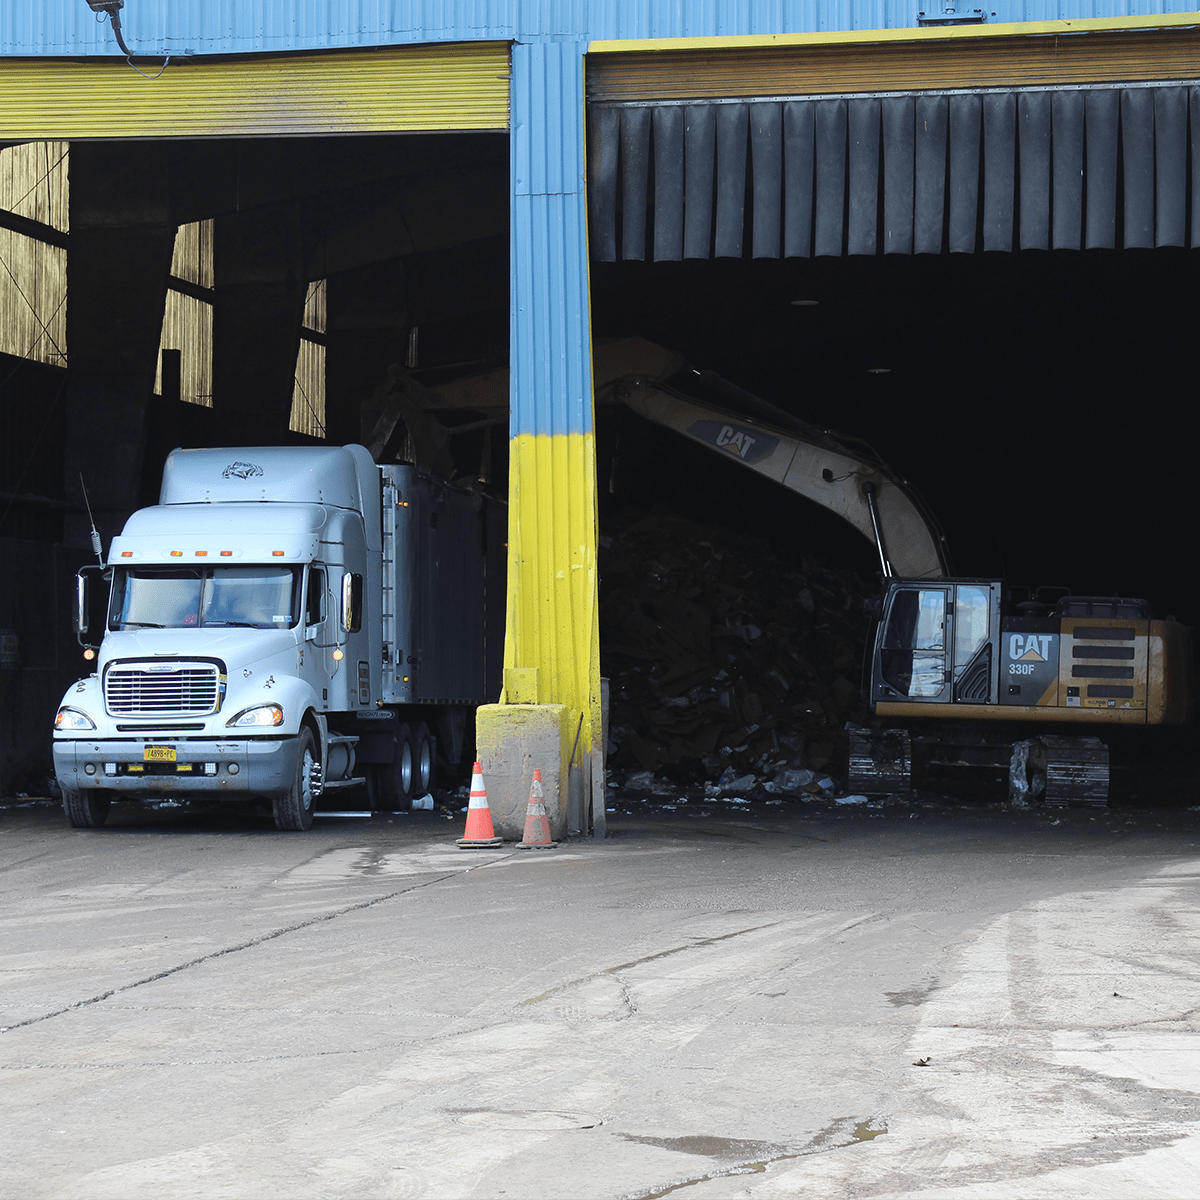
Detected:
left=409, top=337, right=1194, bottom=805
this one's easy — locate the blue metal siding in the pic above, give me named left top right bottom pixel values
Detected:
left=4, top=1, right=1200, bottom=56
left=511, top=39, right=593, bottom=438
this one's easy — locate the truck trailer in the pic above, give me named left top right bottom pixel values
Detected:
left=53, top=444, right=505, bottom=830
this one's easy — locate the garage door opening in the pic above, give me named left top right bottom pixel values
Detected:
left=590, top=241, right=1198, bottom=809
left=0, top=124, right=511, bottom=794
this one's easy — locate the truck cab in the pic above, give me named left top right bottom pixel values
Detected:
left=54, top=445, right=379, bottom=830
left=53, top=444, right=504, bottom=832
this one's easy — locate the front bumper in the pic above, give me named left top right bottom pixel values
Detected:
left=53, top=737, right=300, bottom=799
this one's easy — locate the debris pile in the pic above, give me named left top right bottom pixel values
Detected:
left=599, top=509, right=874, bottom=795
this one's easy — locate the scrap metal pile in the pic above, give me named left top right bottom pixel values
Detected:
left=599, top=509, right=874, bottom=797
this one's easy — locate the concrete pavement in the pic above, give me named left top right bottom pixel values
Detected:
left=2, top=797, right=1199, bottom=1199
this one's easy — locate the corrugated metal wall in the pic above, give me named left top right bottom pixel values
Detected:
left=0, top=44, right=510, bottom=140
left=155, top=220, right=212, bottom=406
left=0, top=143, right=68, bottom=370
left=3, top=0, right=1198, bottom=55
left=291, top=281, right=328, bottom=439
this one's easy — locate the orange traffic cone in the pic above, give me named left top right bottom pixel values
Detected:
left=516, top=768, right=558, bottom=850
left=456, top=762, right=503, bottom=849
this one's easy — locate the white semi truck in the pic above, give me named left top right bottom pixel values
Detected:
left=53, top=444, right=505, bottom=830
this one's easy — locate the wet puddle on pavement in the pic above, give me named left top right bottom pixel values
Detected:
left=625, top=1118, right=888, bottom=1198
left=884, top=980, right=940, bottom=1006
left=282, top=846, right=507, bottom=881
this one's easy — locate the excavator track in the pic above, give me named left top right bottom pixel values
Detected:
left=851, top=726, right=1110, bottom=806
left=1041, top=735, right=1110, bottom=807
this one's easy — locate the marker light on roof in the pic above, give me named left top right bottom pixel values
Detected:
left=195, top=550, right=207, bottom=556
left=170, top=550, right=183, bottom=557
left=272, top=550, right=285, bottom=557
left=220, top=550, right=232, bottom=556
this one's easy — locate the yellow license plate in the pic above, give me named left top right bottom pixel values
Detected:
left=144, top=746, right=176, bottom=762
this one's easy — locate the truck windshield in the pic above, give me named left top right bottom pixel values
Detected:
left=108, top=566, right=302, bottom=631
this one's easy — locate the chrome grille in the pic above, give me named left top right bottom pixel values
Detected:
left=104, top=663, right=220, bottom=717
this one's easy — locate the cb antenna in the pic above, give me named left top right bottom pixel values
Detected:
left=79, top=473, right=104, bottom=565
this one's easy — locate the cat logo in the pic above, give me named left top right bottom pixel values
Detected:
left=715, top=425, right=757, bottom=459
left=1009, top=634, right=1052, bottom=662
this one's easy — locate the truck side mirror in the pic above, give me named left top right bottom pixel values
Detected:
left=341, top=572, right=363, bottom=634
left=74, top=573, right=89, bottom=636
left=74, top=564, right=106, bottom=652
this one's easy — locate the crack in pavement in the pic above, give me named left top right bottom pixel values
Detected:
left=521, top=922, right=780, bottom=1008
left=0, top=854, right=515, bottom=1035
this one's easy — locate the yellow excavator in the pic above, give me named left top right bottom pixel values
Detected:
left=401, top=337, right=1194, bottom=805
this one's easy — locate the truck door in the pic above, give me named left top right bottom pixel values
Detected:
left=303, top=565, right=327, bottom=694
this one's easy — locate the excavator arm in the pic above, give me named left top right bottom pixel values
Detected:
left=411, top=336, right=950, bottom=579
left=590, top=339, right=950, bottom=579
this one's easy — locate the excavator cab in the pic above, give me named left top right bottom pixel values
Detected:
left=870, top=580, right=1189, bottom=726
left=871, top=579, right=1001, bottom=707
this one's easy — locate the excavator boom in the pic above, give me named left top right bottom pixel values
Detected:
left=611, top=376, right=948, bottom=579
left=421, top=336, right=950, bottom=579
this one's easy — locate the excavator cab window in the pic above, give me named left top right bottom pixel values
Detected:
left=953, top=586, right=990, bottom=674
left=880, top=588, right=948, bottom=699
left=874, top=581, right=1000, bottom=707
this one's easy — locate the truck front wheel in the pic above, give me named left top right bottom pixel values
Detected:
left=273, top=728, right=317, bottom=832
left=63, top=790, right=111, bottom=829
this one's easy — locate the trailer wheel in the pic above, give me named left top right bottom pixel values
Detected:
left=413, top=722, right=434, bottom=796
left=63, top=789, right=111, bottom=829
left=368, top=722, right=415, bottom=812
left=274, top=727, right=317, bottom=831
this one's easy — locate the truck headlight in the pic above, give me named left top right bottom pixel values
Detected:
left=55, top=707, right=96, bottom=731
left=225, top=704, right=284, bottom=728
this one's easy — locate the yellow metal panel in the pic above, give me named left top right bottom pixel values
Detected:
left=587, top=23, right=1200, bottom=102
left=503, top=431, right=601, bottom=761
left=1147, top=619, right=1194, bottom=725
left=588, top=12, right=1200, bottom=54
left=0, top=44, right=510, bottom=140
left=875, top=700, right=1149, bottom=725
left=1058, top=617, right=1148, bottom=714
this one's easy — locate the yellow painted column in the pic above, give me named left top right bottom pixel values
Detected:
left=484, top=38, right=603, bottom=835
left=502, top=431, right=601, bottom=754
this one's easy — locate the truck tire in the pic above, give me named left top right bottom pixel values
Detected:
left=413, top=721, right=435, bottom=796
left=63, top=790, right=111, bottom=829
left=273, top=727, right=317, bottom=832
left=368, top=722, right=415, bottom=812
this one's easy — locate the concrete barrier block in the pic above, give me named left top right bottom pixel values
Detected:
left=475, top=704, right=569, bottom=840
